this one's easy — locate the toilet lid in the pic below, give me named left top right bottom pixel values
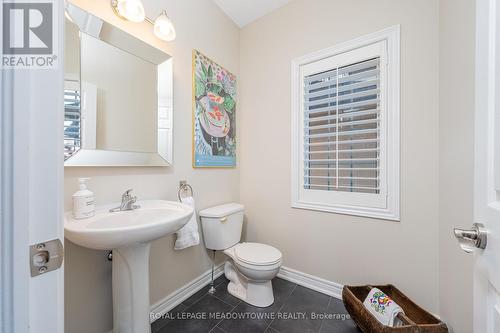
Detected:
left=234, top=243, right=282, bottom=266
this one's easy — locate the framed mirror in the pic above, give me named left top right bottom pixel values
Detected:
left=64, top=3, right=173, bottom=167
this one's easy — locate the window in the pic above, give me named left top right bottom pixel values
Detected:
left=291, top=26, right=400, bottom=220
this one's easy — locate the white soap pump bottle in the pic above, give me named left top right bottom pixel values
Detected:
left=72, top=178, right=95, bottom=219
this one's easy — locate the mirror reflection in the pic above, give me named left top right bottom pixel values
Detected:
left=64, top=3, right=173, bottom=166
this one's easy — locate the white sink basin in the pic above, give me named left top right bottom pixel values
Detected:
left=64, top=199, right=194, bottom=333
left=64, top=200, right=194, bottom=250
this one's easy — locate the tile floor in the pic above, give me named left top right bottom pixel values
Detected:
left=151, top=276, right=361, bottom=333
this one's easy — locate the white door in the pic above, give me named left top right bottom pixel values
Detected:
left=0, top=1, right=65, bottom=332
left=462, top=0, right=500, bottom=332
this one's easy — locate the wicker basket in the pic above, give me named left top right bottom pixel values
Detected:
left=342, top=285, right=448, bottom=333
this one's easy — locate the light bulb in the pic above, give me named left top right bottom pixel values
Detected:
left=112, top=0, right=145, bottom=23
left=154, top=11, right=176, bottom=41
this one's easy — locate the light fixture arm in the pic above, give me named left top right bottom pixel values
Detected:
left=145, top=10, right=170, bottom=25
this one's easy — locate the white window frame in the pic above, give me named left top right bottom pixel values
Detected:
left=291, top=26, right=400, bottom=221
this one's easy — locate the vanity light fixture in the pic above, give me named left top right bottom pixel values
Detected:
left=111, top=0, right=145, bottom=23
left=111, top=0, right=176, bottom=41
left=153, top=10, right=176, bottom=41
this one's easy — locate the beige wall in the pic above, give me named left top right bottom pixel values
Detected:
left=239, top=0, right=440, bottom=313
left=63, top=0, right=475, bottom=332
left=64, top=1, right=239, bottom=332
left=64, top=20, right=80, bottom=78
left=438, top=0, right=475, bottom=331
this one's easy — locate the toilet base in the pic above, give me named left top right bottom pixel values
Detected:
left=224, top=261, right=275, bottom=308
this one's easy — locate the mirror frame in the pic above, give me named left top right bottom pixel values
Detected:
left=64, top=3, right=173, bottom=167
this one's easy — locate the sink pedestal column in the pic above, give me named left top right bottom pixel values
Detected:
left=112, top=243, right=152, bottom=333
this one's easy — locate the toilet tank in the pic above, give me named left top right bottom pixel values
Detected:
left=199, top=203, right=244, bottom=250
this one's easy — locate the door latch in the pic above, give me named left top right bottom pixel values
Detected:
left=30, top=239, right=64, bottom=277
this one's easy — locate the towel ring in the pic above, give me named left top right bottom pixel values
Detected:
left=178, top=181, right=194, bottom=201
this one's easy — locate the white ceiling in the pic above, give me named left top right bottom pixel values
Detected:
left=213, top=0, right=291, bottom=28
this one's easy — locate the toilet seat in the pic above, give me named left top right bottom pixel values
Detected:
left=234, top=242, right=282, bottom=266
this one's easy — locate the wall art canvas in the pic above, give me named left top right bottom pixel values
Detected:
left=192, top=50, right=236, bottom=168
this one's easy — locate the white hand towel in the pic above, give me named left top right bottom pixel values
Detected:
left=363, top=288, right=404, bottom=327
left=174, top=196, right=200, bottom=250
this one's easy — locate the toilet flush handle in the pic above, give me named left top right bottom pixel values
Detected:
left=220, top=217, right=228, bottom=223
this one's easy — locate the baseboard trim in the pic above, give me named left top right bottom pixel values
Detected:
left=149, top=264, right=344, bottom=324
left=277, top=266, right=344, bottom=300
left=149, top=263, right=225, bottom=323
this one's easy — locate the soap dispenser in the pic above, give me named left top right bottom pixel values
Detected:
left=72, top=178, right=95, bottom=219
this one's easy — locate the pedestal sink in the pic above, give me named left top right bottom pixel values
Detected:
left=64, top=200, right=194, bottom=333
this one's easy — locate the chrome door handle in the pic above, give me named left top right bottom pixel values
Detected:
left=454, top=223, right=487, bottom=253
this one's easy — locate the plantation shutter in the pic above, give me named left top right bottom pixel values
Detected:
left=64, top=89, right=81, bottom=160
left=303, top=57, right=380, bottom=194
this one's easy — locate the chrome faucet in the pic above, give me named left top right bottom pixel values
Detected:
left=109, top=189, right=140, bottom=212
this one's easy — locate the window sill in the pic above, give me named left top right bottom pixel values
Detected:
left=291, top=200, right=400, bottom=221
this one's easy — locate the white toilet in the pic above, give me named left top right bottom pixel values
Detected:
left=199, top=203, right=282, bottom=307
